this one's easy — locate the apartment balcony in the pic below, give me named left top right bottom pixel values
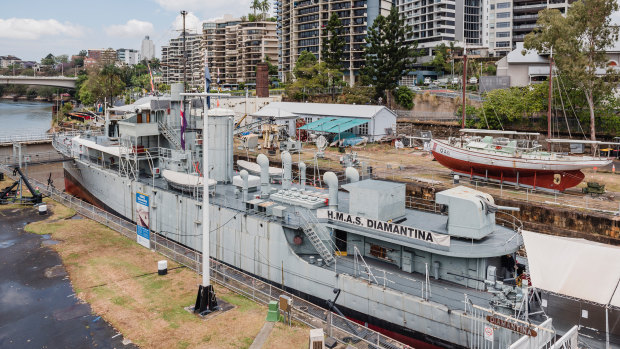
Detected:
left=512, top=14, right=539, bottom=22
left=513, top=3, right=547, bottom=12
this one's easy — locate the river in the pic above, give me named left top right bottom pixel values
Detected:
left=0, top=100, right=52, bottom=138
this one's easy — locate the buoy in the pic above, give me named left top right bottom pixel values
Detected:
left=38, top=204, right=47, bottom=215
left=158, top=260, right=168, bottom=275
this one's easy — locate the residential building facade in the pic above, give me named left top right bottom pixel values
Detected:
left=87, top=49, right=118, bottom=67
left=203, top=17, right=277, bottom=87
left=486, top=0, right=571, bottom=57
left=397, top=0, right=485, bottom=58
left=161, top=32, right=203, bottom=88
left=0, top=55, right=22, bottom=68
left=117, top=48, right=140, bottom=65
left=141, top=36, right=155, bottom=60
left=277, top=0, right=393, bottom=85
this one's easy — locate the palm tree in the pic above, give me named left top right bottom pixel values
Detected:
left=251, top=0, right=261, bottom=19
left=261, top=0, right=270, bottom=20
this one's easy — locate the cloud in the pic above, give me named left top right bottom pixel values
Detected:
left=0, top=18, right=83, bottom=40
left=172, top=12, right=203, bottom=34
left=612, top=11, right=620, bottom=25
left=154, top=0, right=255, bottom=18
left=105, top=19, right=154, bottom=37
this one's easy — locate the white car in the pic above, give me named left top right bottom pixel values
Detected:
left=469, top=77, right=478, bottom=84
left=423, top=77, right=432, bottom=85
left=451, top=77, right=460, bottom=85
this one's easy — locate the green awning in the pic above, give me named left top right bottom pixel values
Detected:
left=298, top=117, right=369, bottom=134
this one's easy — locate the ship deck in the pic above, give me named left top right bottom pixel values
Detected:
left=134, top=173, right=517, bottom=311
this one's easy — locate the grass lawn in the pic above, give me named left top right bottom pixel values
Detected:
left=21, top=200, right=309, bottom=349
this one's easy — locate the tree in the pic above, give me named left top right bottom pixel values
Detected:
left=55, top=54, right=69, bottom=64
left=362, top=6, right=420, bottom=99
left=286, top=50, right=344, bottom=100
left=523, top=0, right=619, bottom=141
left=78, top=65, right=125, bottom=106
left=261, top=0, right=270, bottom=20
left=293, top=51, right=318, bottom=80
left=394, top=86, right=414, bottom=109
left=41, top=53, right=55, bottom=66
left=425, top=43, right=450, bottom=74
left=321, top=13, right=346, bottom=70
left=251, top=0, right=261, bottom=19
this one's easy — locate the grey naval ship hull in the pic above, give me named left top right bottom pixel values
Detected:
left=63, top=159, right=484, bottom=349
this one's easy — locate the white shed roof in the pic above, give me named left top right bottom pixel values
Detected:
left=252, top=102, right=395, bottom=119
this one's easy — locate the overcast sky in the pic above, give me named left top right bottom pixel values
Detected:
left=0, top=0, right=258, bottom=61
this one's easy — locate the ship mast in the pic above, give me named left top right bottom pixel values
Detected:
left=546, top=47, right=553, bottom=150
left=181, top=10, right=188, bottom=93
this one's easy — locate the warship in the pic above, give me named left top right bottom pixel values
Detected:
left=51, top=85, right=618, bottom=348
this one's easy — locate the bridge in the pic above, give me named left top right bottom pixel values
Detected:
left=0, top=75, right=77, bottom=89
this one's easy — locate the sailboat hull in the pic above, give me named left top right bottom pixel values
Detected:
left=429, top=139, right=603, bottom=191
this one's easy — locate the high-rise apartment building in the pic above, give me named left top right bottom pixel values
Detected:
left=397, top=0, right=484, bottom=57
left=203, top=16, right=278, bottom=87
left=487, top=0, right=571, bottom=56
left=277, top=0, right=393, bottom=85
left=141, top=36, right=155, bottom=60
left=117, top=48, right=140, bottom=65
left=161, top=32, right=204, bottom=88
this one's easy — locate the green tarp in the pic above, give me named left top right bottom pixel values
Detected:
left=298, top=117, right=369, bottom=134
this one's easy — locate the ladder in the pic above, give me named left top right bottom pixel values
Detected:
left=297, top=209, right=335, bottom=265
left=158, top=122, right=182, bottom=149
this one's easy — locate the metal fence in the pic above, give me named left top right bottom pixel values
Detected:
left=1, top=171, right=410, bottom=349
left=0, top=133, right=53, bottom=145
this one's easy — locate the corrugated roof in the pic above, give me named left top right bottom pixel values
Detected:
left=252, top=102, right=395, bottom=119
left=299, top=117, right=368, bottom=133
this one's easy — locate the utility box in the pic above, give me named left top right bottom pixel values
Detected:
left=402, top=251, right=413, bottom=273
left=342, top=179, right=405, bottom=221
left=279, top=295, right=292, bottom=312
left=309, top=328, right=325, bottom=349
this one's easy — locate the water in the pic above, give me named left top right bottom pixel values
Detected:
left=0, top=100, right=52, bottom=137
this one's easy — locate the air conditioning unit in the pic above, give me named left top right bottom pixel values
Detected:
left=309, top=328, right=324, bottom=349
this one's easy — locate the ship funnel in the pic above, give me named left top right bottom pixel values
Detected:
left=281, top=151, right=292, bottom=190
left=323, top=171, right=339, bottom=210
left=257, top=153, right=270, bottom=198
left=240, top=170, right=249, bottom=201
left=345, top=167, right=359, bottom=183
left=298, top=162, right=306, bottom=190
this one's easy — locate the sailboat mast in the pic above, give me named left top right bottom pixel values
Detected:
left=547, top=47, right=553, bottom=149
left=462, top=45, right=467, bottom=128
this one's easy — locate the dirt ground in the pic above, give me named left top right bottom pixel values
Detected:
left=236, top=140, right=620, bottom=211
left=21, top=200, right=310, bottom=349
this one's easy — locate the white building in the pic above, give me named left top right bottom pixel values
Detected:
left=141, top=36, right=155, bottom=60
left=251, top=102, right=397, bottom=142
left=397, top=0, right=485, bottom=59
left=496, top=42, right=620, bottom=87
left=161, top=32, right=203, bottom=88
left=117, top=48, right=140, bottom=65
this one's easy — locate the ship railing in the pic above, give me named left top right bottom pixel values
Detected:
left=12, top=172, right=409, bottom=349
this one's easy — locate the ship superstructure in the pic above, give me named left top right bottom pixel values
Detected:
left=51, top=86, right=617, bottom=348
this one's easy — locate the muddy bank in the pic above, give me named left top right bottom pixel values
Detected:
left=0, top=205, right=134, bottom=348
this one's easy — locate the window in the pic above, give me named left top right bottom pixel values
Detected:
left=496, top=31, right=510, bottom=38
left=358, top=122, right=368, bottom=135
left=497, top=2, right=510, bottom=8
left=496, top=41, right=510, bottom=47
left=497, top=21, right=510, bottom=28
left=496, top=12, right=510, bottom=18
left=490, top=4, right=495, bottom=9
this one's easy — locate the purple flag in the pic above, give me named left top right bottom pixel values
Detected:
left=180, top=106, right=187, bottom=150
